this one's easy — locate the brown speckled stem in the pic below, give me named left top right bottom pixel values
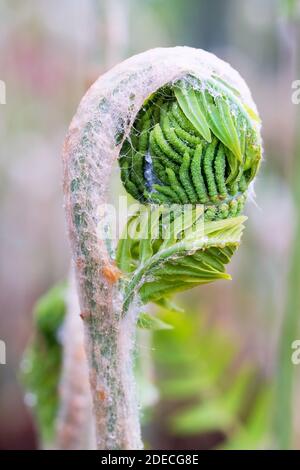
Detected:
left=62, top=47, right=256, bottom=449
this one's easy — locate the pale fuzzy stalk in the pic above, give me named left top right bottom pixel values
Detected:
left=62, top=47, right=258, bottom=450
left=63, top=119, right=143, bottom=449
left=56, top=273, right=96, bottom=450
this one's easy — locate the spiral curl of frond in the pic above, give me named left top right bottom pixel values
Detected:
left=119, top=75, right=261, bottom=221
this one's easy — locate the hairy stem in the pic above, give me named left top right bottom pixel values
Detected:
left=63, top=165, right=142, bottom=449
left=62, top=73, right=145, bottom=450
left=56, top=273, right=96, bottom=449
left=62, top=47, right=260, bottom=449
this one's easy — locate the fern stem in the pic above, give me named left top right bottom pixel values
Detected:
left=63, top=98, right=143, bottom=451
left=56, top=273, right=96, bottom=449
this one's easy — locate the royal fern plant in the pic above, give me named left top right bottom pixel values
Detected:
left=60, top=47, right=263, bottom=449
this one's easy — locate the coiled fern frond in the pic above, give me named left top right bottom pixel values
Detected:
left=21, top=284, right=66, bottom=444
left=117, top=68, right=262, bottom=308
left=63, top=47, right=263, bottom=449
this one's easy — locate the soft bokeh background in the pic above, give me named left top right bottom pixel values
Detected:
left=0, top=0, right=300, bottom=449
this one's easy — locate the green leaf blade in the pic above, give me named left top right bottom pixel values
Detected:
left=174, top=85, right=212, bottom=142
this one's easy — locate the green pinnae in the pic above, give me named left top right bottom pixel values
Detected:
left=191, top=144, right=209, bottom=204
left=214, top=143, right=228, bottom=199
left=152, top=158, right=169, bottom=184
left=119, top=75, right=262, bottom=220
left=172, top=121, right=202, bottom=147
left=229, top=199, right=238, bottom=217
left=152, top=184, right=181, bottom=203
left=120, top=157, right=141, bottom=200
left=218, top=203, right=229, bottom=219
left=149, top=132, right=180, bottom=173
left=165, top=168, right=189, bottom=204
left=229, top=184, right=239, bottom=198
left=238, top=173, right=248, bottom=192
left=203, top=137, right=219, bottom=202
left=138, top=117, right=151, bottom=153
left=144, top=190, right=170, bottom=204
left=161, top=108, right=192, bottom=156
left=152, top=96, right=164, bottom=123
left=204, top=206, right=217, bottom=221
left=179, top=152, right=198, bottom=204
left=237, top=195, right=245, bottom=215
left=171, top=101, right=198, bottom=135
left=131, top=151, right=146, bottom=192
left=168, top=127, right=192, bottom=155
left=152, top=124, right=182, bottom=164
left=130, top=116, right=151, bottom=191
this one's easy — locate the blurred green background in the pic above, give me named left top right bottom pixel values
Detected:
left=0, top=0, right=300, bottom=449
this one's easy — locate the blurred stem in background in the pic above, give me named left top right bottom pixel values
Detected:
left=56, top=274, right=95, bottom=450
left=274, top=0, right=300, bottom=450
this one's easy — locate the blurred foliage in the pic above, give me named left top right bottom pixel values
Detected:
left=21, top=283, right=67, bottom=445
left=1, top=0, right=298, bottom=450
left=137, top=312, right=174, bottom=331
left=279, top=0, right=300, bottom=20
left=152, top=308, right=271, bottom=449
left=21, top=283, right=272, bottom=449
left=273, top=0, right=300, bottom=449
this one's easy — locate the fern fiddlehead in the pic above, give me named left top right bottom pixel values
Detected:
left=63, top=47, right=262, bottom=450
left=119, top=75, right=261, bottom=219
